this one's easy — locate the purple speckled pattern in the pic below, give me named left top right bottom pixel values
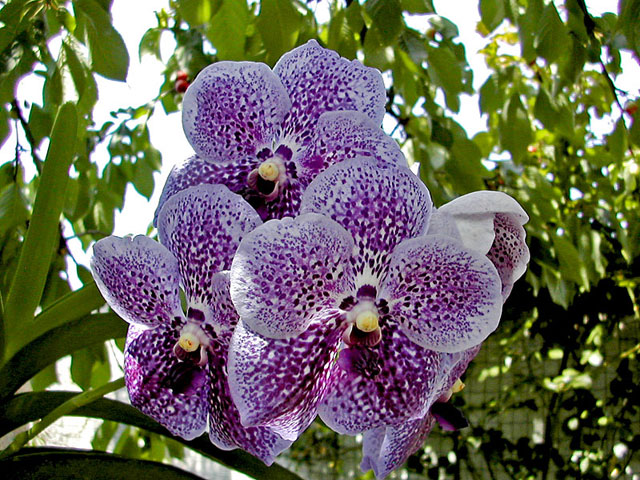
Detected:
left=318, top=318, right=442, bottom=435
left=182, top=62, right=290, bottom=162
left=487, top=213, right=530, bottom=299
left=91, top=236, right=182, bottom=328
left=154, top=155, right=256, bottom=226
left=157, top=184, right=262, bottom=307
left=124, top=324, right=208, bottom=440
left=274, top=39, right=386, bottom=150
left=230, top=213, right=355, bottom=339
left=206, top=325, right=292, bottom=464
left=361, top=415, right=436, bottom=479
left=228, top=311, right=344, bottom=441
left=297, top=111, right=407, bottom=180
left=300, top=158, right=432, bottom=284
left=381, top=235, right=503, bottom=353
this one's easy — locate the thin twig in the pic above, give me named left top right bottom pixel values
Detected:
left=10, top=99, right=43, bottom=174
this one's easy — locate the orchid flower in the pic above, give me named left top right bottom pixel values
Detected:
left=226, top=157, right=506, bottom=443
left=91, top=185, right=290, bottom=464
left=360, top=194, right=530, bottom=478
left=155, top=39, right=404, bottom=222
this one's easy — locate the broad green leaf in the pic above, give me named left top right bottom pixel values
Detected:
left=207, top=0, right=250, bottom=60
left=479, top=74, right=502, bottom=114
left=366, top=0, right=403, bottom=45
left=131, top=158, right=155, bottom=199
left=27, top=104, right=52, bottom=146
left=139, top=28, right=163, bottom=61
left=534, top=87, right=558, bottom=130
left=553, top=234, right=588, bottom=288
left=618, top=0, right=640, bottom=58
left=75, top=0, right=130, bottom=81
left=71, top=344, right=111, bottom=391
left=177, top=0, right=213, bottom=26
left=0, top=448, right=207, bottom=479
left=426, top=45, right=463, bottom=112
left=0, top=107, right=9, bottom=148
left=535, top=3, right=569, bottom=64
left=0, top=312, right=124, bottom=400
left=256, top=0, right=303, bottom=64
left=499, top=93, right=533, bottom=162
left=0, top=393, right=305, bottom=480
left=516, top=0, right=542, bottom=61
left=3, top=103, right=77, bottom=352
left=400, top=0, right=434, bottom=13
left=480, top=0, right=505, bottom=32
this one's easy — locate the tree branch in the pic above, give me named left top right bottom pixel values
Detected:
left=10, top=100, right=43, bottom=174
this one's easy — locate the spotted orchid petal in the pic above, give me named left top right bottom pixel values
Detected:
left=157, top=184, right=261, bottom=310
left=182, top=62, right=291, bottom=163
left=430, top=191, right=530, bottom=300
left=125, top=324, right=208, bottom=440
left=301, top=158, right=432, bottom=285
left=154, top=155, right=257, bottom=226
left=91, top=236, right=182, bottom=328
left=274, top=40, right=385, bottom=151
left=361, top=415, right=436, bottom=479
left=206, top=325, right=292, bottom=462
left=318, top=319, right=442, bottom=434
left=228, top=311, right=344, bottom=441
left=380, top=235, right=503, bottom=353
left=296, top=111, right=406, bottom=182
left=230, top=213, right=354, bottom=339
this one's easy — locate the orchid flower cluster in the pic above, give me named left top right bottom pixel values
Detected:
left=91, top=40, right=530, bottom=478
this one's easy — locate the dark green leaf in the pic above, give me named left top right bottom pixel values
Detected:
left=256, top=0, right=303, bottom=64
left=535, top=3, right=569, bottom=64
left=177, top=0, right=213, bottom=26
left=499, top=93, right=532, bottom=162
left=139, top=28, right=163, bottom=61
left=75, top=0, right=130, bottom=81
left=480, top=0, right=505, bottom=31
left=0, top=183, right=28, bottom=235
left=366, top=0, right=403, bottom=45
left=0, top=448, right=208, bottom=480
left=0, top=106, right=9, bottom=148
left=426, top=45, right=463, bottom=112
left=400, top=0, right=434, bottom=13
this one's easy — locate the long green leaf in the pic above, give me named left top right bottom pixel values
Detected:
left=0, top=313, right=126, bottom=400
left=0, top=392, right=304, bottom=480
left=0, top=447, right=207, bottom=479
left=3, top=102, right=77, bottom=359
left=1, top=378, right=125, bottom=458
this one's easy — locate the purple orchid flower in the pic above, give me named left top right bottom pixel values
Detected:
left=155, top=39, right=405, bottom=222
left=91, top=184, right=291, bottom=464
left=226, top=157, right=506, bottom=443
left=359, top=194, right=530, bottom=478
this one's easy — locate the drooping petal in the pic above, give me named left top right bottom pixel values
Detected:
left=154, top=155, right=258, bottom=226
left=274, top=40, right=386, bottom=151
left=318, top=318, right=442, bottom=435
left=91, top=236, right=182, bottom=328
left=157, top=184, right=261, bottom=309
left=124, top=324, right=208, bottom=440
left=228, top=311, right=344, bottom=441
left=486, top=213, right=530, bottom=299
left=430, top=191, right=529, bottom=301
left=361, top=415, right=436, bottom=479
left=206, top=328, right=292, bottom=464
left=380, top=235, right=503, bottom=353
left=230, top=213, right=354, bottom=339
left=296, top=111, right=407, bottom=182
left=301, top=158, right=432, bottom=285
left=182, top=62, right=291, bottom=163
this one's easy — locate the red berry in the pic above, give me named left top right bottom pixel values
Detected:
left=625, top=104, right=638, bottom=116
left=176, top=70, right=188, bottom=81
left=175, top=79, right=190, bottom=93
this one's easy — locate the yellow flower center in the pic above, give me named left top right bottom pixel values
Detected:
left=355, top=310, right=379, bottom=332
left=451, top=378, right=465, bottom=393
left=178, top=332, right=199, bottom=352
left=258, top=160, right=280, bottom=181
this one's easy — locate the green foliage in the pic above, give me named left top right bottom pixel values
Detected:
left=0, top=0, right=638, bottom=479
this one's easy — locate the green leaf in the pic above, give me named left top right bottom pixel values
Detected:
left=0, top=393, right=305, bottom=480
left=618, top=0, right=640, bottom=59
left=426, top=45, right=463, bottom=112
left=0, top=448, right=208, bottom=479
left=3, top=103, right=77, bottom=353
left=139, top=28, right=163, bottom=61
left=0, top=184, right=28, bottom=236
left=0, top=106, right=9, bottom=149
left=71, top=344, right=111, bottom=391
left=74, top=0, right=130, bottom=81
left=480, top=0, right=506, bottom=32
left=0, top=312, right=125, bottom=400
left=366, top=0, right=403, bottom=45
left=177, top=0, right=213, bottom=26
left=207, top=0, right=249, bottom=60
left=256, top=0, right=302, bottom=64
left=534, top=86, right=558, bottom=130
left=499, top=93, right=532, bottom=162
left=553, top=234, right=589, bottom=288
left=400, top=0, right=434, bottom=13
left=535, top=3, right=569, bottom=64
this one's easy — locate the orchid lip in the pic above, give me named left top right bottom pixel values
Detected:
left=173, top=322, right=211, bottom=366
